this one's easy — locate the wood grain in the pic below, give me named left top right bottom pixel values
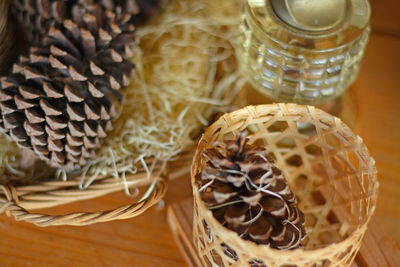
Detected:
left=370, top=0, right=400, bottom=37
left=352, top=33, right=400, bottom=243
left=0, top=178, right=193, bottom=267
left=167, top=198, right=400, bottom=267
left=1, top=6, right=400, bottom=267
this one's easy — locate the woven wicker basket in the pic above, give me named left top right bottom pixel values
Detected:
left=0, top=162, right=168, bottom=227
left=191, top=104, right=378, bottom=266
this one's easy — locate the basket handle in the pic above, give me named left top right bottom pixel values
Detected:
left=0, top=176, right=168, bottom=227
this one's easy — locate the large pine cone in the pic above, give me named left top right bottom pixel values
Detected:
left=196, top=131, right=306, bottom=250
left=0, top=2, right=135, bottom=171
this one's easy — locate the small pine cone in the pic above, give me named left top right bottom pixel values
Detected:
left=0, top=2, right=135, bottom=171
left=196, top=131, right=306, bottom=250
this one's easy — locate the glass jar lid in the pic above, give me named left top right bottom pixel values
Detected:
left=246, top=0, right=370, bottom=50
left=271, top=0, right=347, bottom=32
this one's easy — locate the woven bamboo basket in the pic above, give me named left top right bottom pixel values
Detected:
left=191, top=104, right=378, bottom=266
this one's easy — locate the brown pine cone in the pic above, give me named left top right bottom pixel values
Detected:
left=196, top=131, right=306, bottom=250
left=95, top=0, right=167, bottom=25
left=10, top=0, right=166, bottom=47
left=132, top=0, right=167, bottom=25
left=10, top=0, right=69, bottom=47
left=0, top=2, right=135, bottom=171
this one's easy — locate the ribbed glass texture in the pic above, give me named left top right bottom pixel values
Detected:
left=236, top=0, right=370, bottom=104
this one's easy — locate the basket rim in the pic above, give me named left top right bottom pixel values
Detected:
left=0, top=157, right=167, bottom=211
left=191, top=103, right=379, bottom=258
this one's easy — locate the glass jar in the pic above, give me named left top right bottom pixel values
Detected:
left=236, top=0, right=370, bottom=104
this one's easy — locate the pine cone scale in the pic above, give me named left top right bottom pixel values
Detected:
left=248, top=215, right=272, bottom=242
left=225, top=204, right=248, bottom=226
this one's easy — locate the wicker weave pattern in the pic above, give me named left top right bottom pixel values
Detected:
left=191, top=104, right=378, bottom=266
left=0, top=170, right=167, bottom=227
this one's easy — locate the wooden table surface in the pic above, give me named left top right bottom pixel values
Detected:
left=1, top=1, right=399, bottom=266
